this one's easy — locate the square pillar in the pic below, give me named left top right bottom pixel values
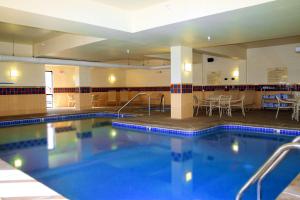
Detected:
left=74, top=67, right=92, bottom=110
left=171, top=46, right=193, bottom=119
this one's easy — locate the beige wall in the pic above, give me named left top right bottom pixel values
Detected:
left=0, top=62, right=45, bottom=86
left=0, top=61, right=46, bottom=116
left=247, top=43, right=300, bottom=84
left=126, top=69, right=170, bottom=87
left=45, top=65, right=76, bottom=87
left=0, top=94, right=46, bottom=116
left=202, top=54, right=246, bottom=85
left=91, top=68, right=126, bottom=87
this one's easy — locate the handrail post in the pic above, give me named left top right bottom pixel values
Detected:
left=148, top=95, right=151, bottom=116
left=162, top=95, right=165, bottom=112
left=117, top=92, right=151, bottom=118
left=236, top=142, right=300, bottom=200
left=256, top=135, right=300, bottom=200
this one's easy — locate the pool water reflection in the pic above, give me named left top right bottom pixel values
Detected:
left=0, top=118, right=299, bottom=200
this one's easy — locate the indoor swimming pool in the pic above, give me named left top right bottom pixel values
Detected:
left=0, top=118, right=299, bottom=200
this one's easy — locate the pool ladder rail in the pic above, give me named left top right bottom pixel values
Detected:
left=117, top=92, right=166, bottom=118
left=236, top=136, right=300, bottom=200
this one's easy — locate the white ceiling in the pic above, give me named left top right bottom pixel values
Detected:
left=0, top=22, right=62, bottom=44
left=0, top=0, right=300, bottom=62
left=91, top=0, right=168, bottom=10
left=50, top=0, right=300, bottom=61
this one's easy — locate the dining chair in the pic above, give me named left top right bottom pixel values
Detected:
left=275, top=96, right=295, bottom=119
left=207, top=95, right=222, bottom=117
left=193, top=95, right=211, bottom=116
left=219, top=95, right=232, bottom=118
left=290, top=95, right=300, bottom=121
left=231, top=94, right=246, bottom=117
left=67, top=94, right=76, bottom=107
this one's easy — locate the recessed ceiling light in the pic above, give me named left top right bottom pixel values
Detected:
left=207, top=36, right=211, bottom=41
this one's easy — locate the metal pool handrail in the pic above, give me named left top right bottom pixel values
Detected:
left=256, top=135, right=300, bottom=200
left=160, top=94, right=165, bottom=112
left=117, top=92, right=151, bottom=118
left=236, top=138, right=300, bottom=200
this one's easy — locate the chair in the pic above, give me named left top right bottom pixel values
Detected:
left=231, top=94, right=246, bottom=117
left=207, top=95, right=222, bottom=117
left=67, top=94, right=76, bottom=107
left=275, top=96, right=295, bottom=119
left=193, top=95, right=210, bottom=116
left=293, top=98, right=300, bottom=122
left=193, top=95, right=200, bottom=116
left=219, top=95, right=232, bottom=118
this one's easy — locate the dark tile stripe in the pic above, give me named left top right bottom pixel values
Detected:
left=53, top=84, right=300, bottom=94
left=53, top=87, right=91, bottom=93
left=0, top=87, right=45, bottom=95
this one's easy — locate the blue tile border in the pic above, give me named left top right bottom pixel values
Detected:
left=112, top=122, right=221, bottom=137
left=0, top=113, right=133, bottom=128
left=0, top=138, right=47, bottom=151
left=112, top=122, right=300, bottom=137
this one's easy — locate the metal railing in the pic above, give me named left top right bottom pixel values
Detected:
left=117, top=92, right=151, bottom=118
left=160, top=94, right=165, bottom=113
left=236, top=136, right=300, bottom=200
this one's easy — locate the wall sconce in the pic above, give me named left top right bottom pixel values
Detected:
left=10, top=69, right=19, bottom=80
left=184, top=63, right=192, bottom=72
left=108, top=75, right=116, bottom=84
left=233, top=69, right=239, bottom=78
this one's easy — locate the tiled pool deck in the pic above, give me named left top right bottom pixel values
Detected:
left=0, top=107, right=300, bottom=199
left=0, top=159, right=66, bottom=200
left=277, top=174, right=300, bottom=200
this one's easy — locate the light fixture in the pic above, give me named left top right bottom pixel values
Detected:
left=207, top=36, right=211, bottom=41
left=108, top=75, right=116, bottom=84
left=184, top=63, right=192, bottom=72
left=233, top=69, right=239, bottom=78
left=185, top=171, right=192, bottom=182
left=10, top=69, right=19, bottom=79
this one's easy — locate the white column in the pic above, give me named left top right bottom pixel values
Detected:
left=74, top=66, right=92, bottom=110
left=171, top=46, right=193, bottom=119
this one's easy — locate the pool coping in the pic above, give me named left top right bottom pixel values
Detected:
left=112, top=121, right=300, bottom=137
left=0, top=112, right=134, bottom=128
left=0, top=159, right=66, bottom=199
left=277, top=174, right=300, bottom=200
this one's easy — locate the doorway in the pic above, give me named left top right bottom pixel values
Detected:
left=45, top=71, right=53, bottom=108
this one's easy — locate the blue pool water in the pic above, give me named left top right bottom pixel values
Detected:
left=0, top=118, right=299, bottom=200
